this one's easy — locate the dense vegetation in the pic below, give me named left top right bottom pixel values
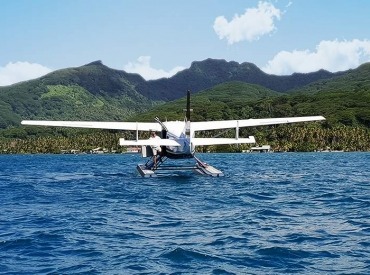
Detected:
left=0, top=61, right=369, bottom=153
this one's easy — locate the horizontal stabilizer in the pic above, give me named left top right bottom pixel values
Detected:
left=191, top=136, right=256, bottom=146
left=119, top=138, right=181, bottom=146
left=21, top=120, right=161, bottom=131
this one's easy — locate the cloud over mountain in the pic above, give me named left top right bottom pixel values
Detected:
left=0, top=62, right=52, bottom=86
left=213, top=1, right=281, bottom=44
left=123, top=56, right=185, bottom=80
left=262, top=39, right=370, bottom=75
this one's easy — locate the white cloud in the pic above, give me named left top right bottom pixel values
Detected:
left=213, top=1, right=282, bottom=44
left=262, top=39, right=370, bottom=75
left=123, top=56, right=185, bottom=80
left=0, top=61, right=53, bottom=86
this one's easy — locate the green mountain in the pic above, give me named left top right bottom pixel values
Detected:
left=0, top=61, right=153, bottom=128
left=130, top=81, right=280, bottom=122
left=135, top=64, right=370, bottom=128
left=142, top=58, right=344, bottom=100
left=0, top=59, right=348, bottom=129
left=285, top=62, right=370, bottom=127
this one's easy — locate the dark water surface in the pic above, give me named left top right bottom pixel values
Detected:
left=0, top=153, right=369, bottom=274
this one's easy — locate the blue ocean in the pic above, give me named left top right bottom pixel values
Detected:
left=0, top=153, right=369, bottom=274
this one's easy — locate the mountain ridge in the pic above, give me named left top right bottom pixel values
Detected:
left=139, top=58, right=345, bottom=100
left=0, top=58, right=368, bottom=129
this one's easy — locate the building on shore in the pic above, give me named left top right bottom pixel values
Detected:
left=243, top=145, right=271, bottom=153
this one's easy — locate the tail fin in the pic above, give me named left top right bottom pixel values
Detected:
left=186, top=90, right=191, bottom=121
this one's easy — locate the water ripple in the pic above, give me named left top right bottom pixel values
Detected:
left=0, top=153, right=369, bottom=274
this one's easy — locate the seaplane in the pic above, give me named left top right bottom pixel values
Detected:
left=21, top=91, right=325, bottom=177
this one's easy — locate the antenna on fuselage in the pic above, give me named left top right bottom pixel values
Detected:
left=183, top=90, right=193, bottom=122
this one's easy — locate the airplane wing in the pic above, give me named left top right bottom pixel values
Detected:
left=21, top=120, right=162, bottom=131
left=119, top=138, right=181, bottom=146
left=191, top=136, right=256, bottom=146
left=190, top=116, right=325, bottom=132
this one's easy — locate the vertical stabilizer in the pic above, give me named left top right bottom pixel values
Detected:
left=186, top=90, right=191, bottom=121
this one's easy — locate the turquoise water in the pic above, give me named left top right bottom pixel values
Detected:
left=0, top=153, right=369, bottom=274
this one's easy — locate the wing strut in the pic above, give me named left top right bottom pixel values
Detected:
left=136, top=122, right=139, bottom=141
left=236, top=120, right=239, bottom=140
left=154, top=116, right=168, bottom=131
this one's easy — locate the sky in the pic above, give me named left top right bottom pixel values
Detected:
left=1, top=0, right=370, bottom=86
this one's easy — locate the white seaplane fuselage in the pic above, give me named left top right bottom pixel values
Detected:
left=162, top=121, right=193, bottom=158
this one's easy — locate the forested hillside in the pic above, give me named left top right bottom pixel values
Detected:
left=0, top=61, right=154, bottom=128
left=131, top=77, right=370, bottom=128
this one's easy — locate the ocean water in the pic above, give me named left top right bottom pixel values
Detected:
left=0, top=153, right=369, bottom=274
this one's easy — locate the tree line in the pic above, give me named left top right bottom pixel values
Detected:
left=1, top=124, right=368, bottom=154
